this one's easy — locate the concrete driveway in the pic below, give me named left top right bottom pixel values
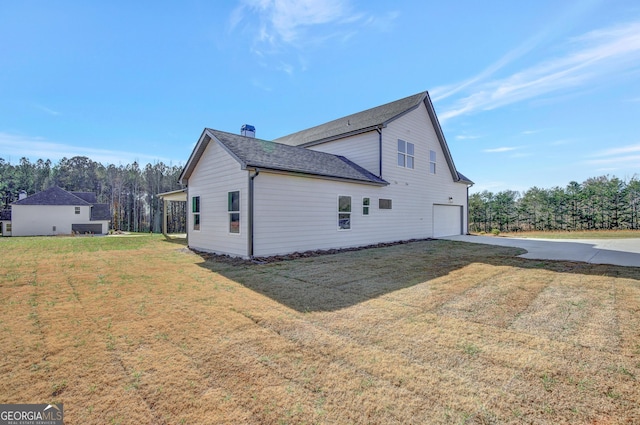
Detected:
left=442, top=235, right=640, bottom=267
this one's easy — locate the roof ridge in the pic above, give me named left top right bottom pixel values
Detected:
left=273, top=91, right=427, bottom=146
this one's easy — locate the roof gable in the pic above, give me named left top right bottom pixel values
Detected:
left=12, top=186, right=92, bottom=206
left=273, top=92, right=427, bottom=146
left=180, top=90, right=472, bottom=186
left=181, top=129, right=388, bottom=186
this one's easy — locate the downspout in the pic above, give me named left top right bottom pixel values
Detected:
left=376, top=126, right=383, bottom=178
left=248, top=168, right=260, bottom=258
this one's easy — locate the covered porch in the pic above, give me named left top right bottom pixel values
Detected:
left=158, top=189, right=187, bottom=236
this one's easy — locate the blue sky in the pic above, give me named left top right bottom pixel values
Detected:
left=1, top=0, right=639, bottom=193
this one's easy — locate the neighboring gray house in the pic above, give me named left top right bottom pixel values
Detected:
left=179, top=91, right=473, bottom=258
left=5, top=186, right=111, bottom=236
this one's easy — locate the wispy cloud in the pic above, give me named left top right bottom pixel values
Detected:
left=585, top=143, right=640, bottom=166
left=455, top=134, right=482, bottom=140
left=592, top=143, right=640, bottom=157
left=232, top=0, right=356, bottom=46
left=230, top=0, right=396, bottom=73
left=484, top=147, right=518, bottom=153
left=33, top=104, right=60, bottom=116
left=437, top=20, right=640, bottom=121
left=0, top=133, right=174, bottom=165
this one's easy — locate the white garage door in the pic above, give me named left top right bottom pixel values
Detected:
left=433, top=205, right=462, bottom=238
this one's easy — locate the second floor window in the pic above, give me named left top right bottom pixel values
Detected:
left=398, top=139, right=414, bottom=169
left=430, top=150, right=436, bottom=174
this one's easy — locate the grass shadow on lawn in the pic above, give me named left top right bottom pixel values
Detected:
left=196, top=239, right=640, bottom=313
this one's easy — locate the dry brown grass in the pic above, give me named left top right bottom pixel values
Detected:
left=1, top=234, right=639, bottom=424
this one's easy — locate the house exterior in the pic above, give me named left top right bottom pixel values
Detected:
left=0, top=209, right=11, bottom=236
left=5, top=186, right=111, bottom=236
left=179, top=91, right=473, bottom=258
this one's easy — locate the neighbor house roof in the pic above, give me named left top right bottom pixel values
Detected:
left=73, top=192, right=98, bottom=203
left=12, top=186, right=92, bottom=206
left=0, top=209, right=10, bottom=221
left=180, top=129, right=388, bottom=186
left=273, top=91, right=427, bottom=147
left=90, top=204, right=111, bottom=221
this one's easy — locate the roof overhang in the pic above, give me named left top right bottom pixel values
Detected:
left=157, top=188, right=187, bottom=202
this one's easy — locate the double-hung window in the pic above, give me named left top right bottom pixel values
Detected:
left=192, top=196, right=201, bottom=230
left=397, top=139, right=414, bottom=169
left=75, top=207, right=81, bottom=215
left=338, top=196, right=351, bottom=230
left=362, top=197, right=370, bottom=216
left=228, top=191, right=240, bottom=234
left=430, top=150, right=437, bottom=174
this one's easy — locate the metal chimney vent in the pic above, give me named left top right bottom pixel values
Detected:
left=241, top=124, right=256, bottom=138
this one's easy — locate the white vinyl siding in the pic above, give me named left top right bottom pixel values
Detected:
left=308, top=131, right=379, bottom=176
left=10, top=205, right=108, bottom=236
left=187, top=139, right=248, bottom=256
left=380, top=105, right=468, bottom=238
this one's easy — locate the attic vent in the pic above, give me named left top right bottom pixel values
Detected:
left=241, top=124, right=256, bottom=138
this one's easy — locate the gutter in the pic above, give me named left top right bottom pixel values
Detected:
left=376, top=126, right=383, bottom=178
left=248, top=168, right=260, bottom=258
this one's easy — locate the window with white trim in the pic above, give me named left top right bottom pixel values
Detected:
left=75, top=207, right=81, bottom=214
left=362, top=197, right=370, bottom=216
left=192, top=196, right=200, bottom=230
left=228, top=191, right=240, bottom=234
left=397, top=139, right=414, bottom=169
left=338, top=196, right=351, bottom=230
left=429, top=150, right=436, bottom=174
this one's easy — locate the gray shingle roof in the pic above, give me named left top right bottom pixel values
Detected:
left=12, top=186, right=92, bottom=206
left=207, top=129, right=388, bottom=186
left=90, top=204, right=111, bottom=221
left=273, top=91, right=427, bottom=146
left=73, top=192, right=98, bottom=203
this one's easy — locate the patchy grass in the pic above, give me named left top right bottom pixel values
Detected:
left=1, top=234, right=639, bottom=424
left=493, top=229, right=640, bottom=239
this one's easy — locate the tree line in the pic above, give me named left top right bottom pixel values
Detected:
left=469, top=175, right=640, bottom=233
left=0, top=156, right=186, bottom=233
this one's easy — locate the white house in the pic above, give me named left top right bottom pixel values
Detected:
left=6, top=186, right=110, bottom=236
left=179, top=91, right=473, bottom=258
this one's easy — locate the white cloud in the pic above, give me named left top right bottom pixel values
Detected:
left=0, top=132, right=174, bottom=165
left=484, top=147, right=518, bottom=153
left=437, top=20, right=640, bottom=121
left=585, top=154, right=640, bottom=165
left=455, top=134, right=481, bottom=140
left=235, top=0, right=354, bottom=45
left=33, top=104, right=60, bottom=116
left=229, top=0, right=396, bottom=74
left=592, top=143, right=640, bottom=157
